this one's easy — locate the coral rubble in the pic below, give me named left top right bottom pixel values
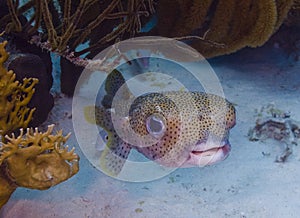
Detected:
left=248, top=104, right=300, bottom=163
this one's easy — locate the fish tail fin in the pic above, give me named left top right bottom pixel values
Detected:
left=100, top=138, right=131, bottom=177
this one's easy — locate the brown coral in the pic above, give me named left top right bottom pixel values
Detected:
left=0, top=40, right=38, bottom=138
left=0, top=124, right=79, bottom=209
left=0, top=0, right=155, bottom=59
left=155, top=0, right=295, bottom=58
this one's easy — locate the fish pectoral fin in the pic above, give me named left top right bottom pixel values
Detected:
left=100, top=141, right=131, bottom=177
left=84, top=106, right=113, bottom=130
left=84, top=106, right=97, bottom=124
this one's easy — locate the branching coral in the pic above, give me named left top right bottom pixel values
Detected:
left=0, top=40, right=38, bottom=138
left=155, top=0, right=296, bottom=58
left=0, top=0, right=155, bottom=61
left=0, top=39, right=79, bottom=209
left=0, top=124, right=79, bottom=209
left=1, top=0, right=298, bottom=61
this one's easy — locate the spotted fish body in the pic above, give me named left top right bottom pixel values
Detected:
left=85, top=70, right=236, bottom=176
left=129, top=91, right=235, bottom=168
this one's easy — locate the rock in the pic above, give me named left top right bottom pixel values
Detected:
left=60, top=57, right=84, bottom=96
left=8, top=53, right=54, bottom=127
left=13, top=36, right=53, bottom=80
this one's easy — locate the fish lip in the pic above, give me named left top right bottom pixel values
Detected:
left=181, top=141, right=231, bottom=167
left=191, top=142, right=231, bottom=157
left=192, top=139, right=230, bottom=152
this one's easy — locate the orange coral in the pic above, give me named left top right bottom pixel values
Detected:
left=0, top=40, right=38, bottom=138
left=0, top=124, right=79, bottom=209
left=0, top=39, right=79, bottom=210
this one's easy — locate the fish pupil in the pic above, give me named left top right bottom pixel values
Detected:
left=99, top=129, right=109, bottom=143
left=146, top=114, right=166, bottom=138
left=149, top=118, right=162, bottom=132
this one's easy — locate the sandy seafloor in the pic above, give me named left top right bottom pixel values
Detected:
left=1, top=42, right=300, bottom=218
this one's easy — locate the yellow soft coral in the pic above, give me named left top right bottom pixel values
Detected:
left=0, top=124, right=79, bottom=209
left=0, top=40, right=38, bottom=138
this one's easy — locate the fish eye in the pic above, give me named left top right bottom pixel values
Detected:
left=146, top=113, right=166, bottom=139
left=99, top=129, right=109, bottom=143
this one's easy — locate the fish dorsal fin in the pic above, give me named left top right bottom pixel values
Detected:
left=102, top=69, right=132, bottom=109
left=100, top=133, right=132, bottom=177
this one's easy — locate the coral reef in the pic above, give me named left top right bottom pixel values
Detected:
left=0, top=40, right=38, bottom=138
left=2, top=0, right=298, bottom=96
left=1, top=0, right=298, bottom=62
left=0, top=0, right=155, bottom=96
left=0, top=124, right=79, bottom=209
left=0, top=0, right=155, bottom=62
left=7, top=52, right=54, bottom=126
left=0, top=40, right=79, bottom=209
left=155, top=0, right=296, bottom=58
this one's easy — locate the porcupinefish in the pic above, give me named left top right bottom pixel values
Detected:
left=84, top=70, right=236, bottom=176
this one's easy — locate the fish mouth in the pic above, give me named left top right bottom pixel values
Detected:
left=181, top=140, right=231, bottom=167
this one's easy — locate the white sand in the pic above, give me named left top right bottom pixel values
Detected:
left=1, top=44, right=300, bottom=218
